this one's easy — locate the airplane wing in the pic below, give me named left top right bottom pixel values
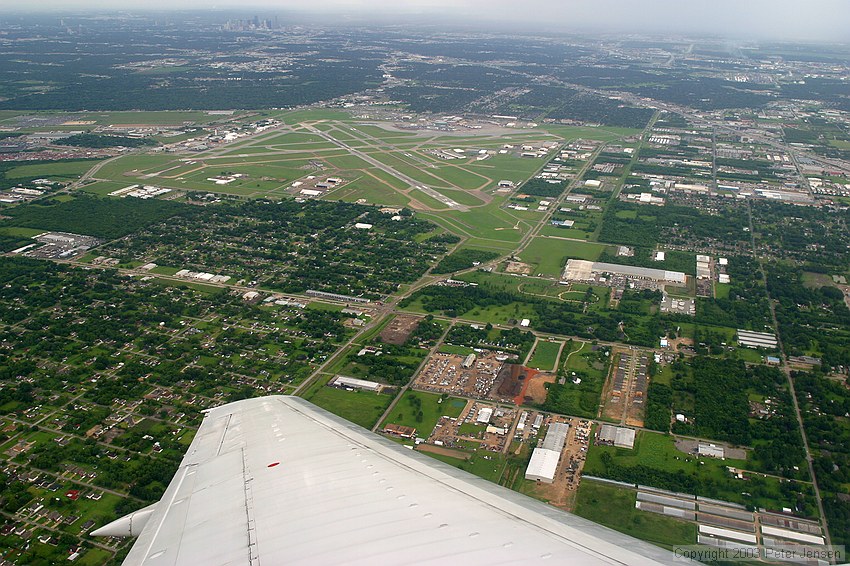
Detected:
left=94, top=395, right=690, bottom=565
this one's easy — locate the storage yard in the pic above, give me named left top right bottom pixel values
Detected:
left=599, top=349, right=649, bottom=426
left=413, top=350, right=509, bottom=399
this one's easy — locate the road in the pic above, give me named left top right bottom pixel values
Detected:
left=745, top=200, right=832, bottom=549
left=370, top=322, right=455, bottom=432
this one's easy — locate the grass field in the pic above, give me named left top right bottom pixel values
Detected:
left=82, top=110, right=222, bottom=125
left=331, top=177, right=411, bottom=207
left=527, top=340, right=562, bottom=370
left=574, top=480, right=697, bottom=549
left=305, top=385, right=394, bottom=429
left=79, top=180, right=136, bottom=196
left=421, top=449, right=507, bottom=483
left=540, top=124, right=642, bottom=142
left=542, top=341, right=608, bottom=418
left=381, top=390, right=466, bottom=438
left=519, top=237, right=609, bottom=276
left=583, top=430, right=800, bottom=509
left=0, top=226, right=45, bottom=237
left=5, top=159, right=101, bottom=179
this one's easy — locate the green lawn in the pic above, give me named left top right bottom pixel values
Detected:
left=381, top=390, right=466, bottom=438
left=5, top=159, right=101, bottom=179
left=305, top=385, right=393, bottom=429
left=83, top=110, right=219, bottom=125
left=438, top=344, right=476, bottom=355
left=330, top=177, right=410, bottom=207
left=574, top=480, right=697, bottom=549
left=520, top=237, right=609, bottom=276
left=583, top=430, right=800, bottom=509
left=421, top=448, right=507, bottom=483
left=714, top=282, right=731, bottom=299
left=542, top=341, right=608, bottom=418
left=528, top=340, right=562, bottom=371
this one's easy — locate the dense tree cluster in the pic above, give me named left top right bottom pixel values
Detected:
left=794, top=371, right=850, bottom=545
left=55, top=133, right=158, bottom=148
left=754, top=201, right=850, bottom=272
left=766, top=264, right=850, bottom=369
left=445, top=323, right=535, bottom=359
left=647, top=357, right=806, bottom=478
left=519, top=178, right=567, bottom=198
left=402, top=282, right=665, bottom=347
left=598, top=200, right=749, bottom=249
left=4, top=194, right=184, bottom=239
left=431, top=249, right=499, bottom=274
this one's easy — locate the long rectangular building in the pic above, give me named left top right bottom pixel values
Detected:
left=331, top=375, right=382, bottom=392
left=561, top=259, right=686, bottom=285
left=526, top=422, right=571, bottom=483
left=737, top=329, right=778, bottom=349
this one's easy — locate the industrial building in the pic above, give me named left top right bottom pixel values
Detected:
left=561, top=259, right=686, bottom=285
left=305, top=290, right=371, bottom=304
left=331, top=375, right=382, bottom=392
left=525, top=422, right=570, bottom=483
left=525, top=448, right=561, bottom=483
left=383, top=424, right=416, bottom=439
left=476, top=407, right=493, bottom=424
left=597, top=425, right=636, bottom=449
left=541, top=423, right=569, bottom=452
left=551, top=219, right=575, bottom=228
left=698, top=443, right=725, bottom=459
left=462, top=354, right=476, bottom=369
left=696, top=255, right=711, bottom=280
left=737, top=329, right=778, bottom=349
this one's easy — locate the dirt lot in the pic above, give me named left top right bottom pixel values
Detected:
left=416, top=444, right=470, bottom=460
left=517, top=372, right=554, bottom=405
left=522, top=416, right=592, bottom=511
left=600, top=348, right=649, bottom=426
left=505, top=261, right=533, bottom=275
left=379, top=314, right=421, bottom=345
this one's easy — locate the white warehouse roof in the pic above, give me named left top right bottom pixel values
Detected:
left=333, top=376, right=381, bottom=391
left=525, top=448, right=561, bottom=483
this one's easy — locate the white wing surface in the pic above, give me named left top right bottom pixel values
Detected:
left=95, top=396, right=690, bottom=565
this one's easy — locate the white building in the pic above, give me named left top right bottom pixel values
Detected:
left=525, top=448, right=561, bottom=483
left=332, top=376, right=382, bottom=392
left=476, top=407, right=493, bottom=424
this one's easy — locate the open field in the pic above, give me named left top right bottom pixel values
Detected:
left=519, top=237, right=609, bottom=276
left=527, top=340, right=562, bottom=371
left=5, top=159, right=102, bottom=180
left=381, top=390, right=467, bottom=438
left=583, top=430, right=803, bottom=510
left=305, top=384, right=394, bottom=429
left=574, top=480, right=697, bottom=549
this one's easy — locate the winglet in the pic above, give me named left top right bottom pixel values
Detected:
left=91, top=503, right=158, bottom=538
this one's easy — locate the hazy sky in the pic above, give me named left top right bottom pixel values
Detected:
left=3, top=0, right=849, bottom=41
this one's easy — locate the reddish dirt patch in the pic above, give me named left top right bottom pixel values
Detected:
left=507, top=366, right=542, bottom=405
left=379, top=315, right=421, bottom=345
left=415, top=444, right=471, bottom=460
left=520, top=373, right=556, bottom=405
